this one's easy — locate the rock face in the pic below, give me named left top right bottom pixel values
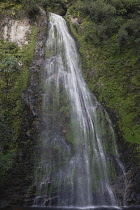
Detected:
left=104, top=109, right=140, bottom=206
left=114, top=169, right=140, bottom=206
left=1, top=17, right=31, bottom=47
left=124, top=170, right=140, bottom=205
left=117, top=138, right=140, bottom=206
left=0, top=8, right=48, bottom=207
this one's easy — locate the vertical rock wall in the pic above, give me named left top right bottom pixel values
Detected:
left=0, top=8, right=48, bottom=207
left=0, top=17, right=31, bottom=47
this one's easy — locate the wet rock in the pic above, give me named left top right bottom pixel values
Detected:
left=0, top=199, right=9, bottom=209
left=113, top=169, right=140, bottom=206
left=1, top=8, right=48, bottom=207
left=44, top=196, right=58, bottom=206
left=124, top=170, right=140, bottom=205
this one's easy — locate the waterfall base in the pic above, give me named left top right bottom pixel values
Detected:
left=5, top=206, right=140, bottom=210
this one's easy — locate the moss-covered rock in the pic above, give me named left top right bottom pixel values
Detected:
left=0, top=4, right=47, bottom=206
left=65, top=0, right=140, bottom=205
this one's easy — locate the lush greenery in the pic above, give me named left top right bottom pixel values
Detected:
left=0, top=0, right=67, bottom=192
left=0, top=0, right=67, bottom=17
left=0, top=20, right=37, bottom=186
left=66, top=0, right=140, bottom=149
left=0, top=0, right=140, bottom=191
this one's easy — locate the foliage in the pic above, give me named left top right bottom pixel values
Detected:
left=0, top=150, right=16, bottom=184
left=0, top=24, right=37, bottom=186
left=0, top=0, right=67, bottom=17
left=118, top=17, right=140, bottom=46
left=0, top=42, right=18, bottom=186
left=76, top=0, right=140, bottom=44
left=81, top=0, right=116, bottom=23
left=0, top=56, right=18, bottom=72
left=66, top=0, right=140, bottom=148
left=4, top=0, right=67, bottom=14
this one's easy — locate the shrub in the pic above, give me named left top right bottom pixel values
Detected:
left=81, top=0, right=116, bottom=23
left=118, top=17, right=140, bottom=46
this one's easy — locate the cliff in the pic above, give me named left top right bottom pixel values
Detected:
left=0, top=0, right=140, bottom=208
left=66, top=0, right=140, bottom=206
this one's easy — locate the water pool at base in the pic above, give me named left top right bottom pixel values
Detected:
left=4, top=206, right=140, bottom=210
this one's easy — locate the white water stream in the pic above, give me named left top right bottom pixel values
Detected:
left=33, top=13, right=125, bottom=208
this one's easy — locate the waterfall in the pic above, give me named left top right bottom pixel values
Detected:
left=33, top=13, right=124, bottom=208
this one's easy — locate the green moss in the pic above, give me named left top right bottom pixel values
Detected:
left=0, top=22, right=37, bottom=186
left=66, top=0, right=140, bottom=163
left=22, top=26, right=37, bottom=65
left=66, top=13, right=140, bottom=143
left=0, top=149, right=16, bottom=185
left=65, top=127, right=75, bottom=145
left=102, top=160, right=117, bottom=184
left=0, top=2, right=23, bottom=16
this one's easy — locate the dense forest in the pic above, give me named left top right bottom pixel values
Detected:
left=0, top=0, right=140, bottom=207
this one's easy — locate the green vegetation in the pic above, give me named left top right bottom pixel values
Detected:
left=0, top=22, right=37, bottom=186
left=0, top=0, right=140, bottom=193
left=66, top=0, right=140, bottom=148
left=0, top=0, right=67, bottom=17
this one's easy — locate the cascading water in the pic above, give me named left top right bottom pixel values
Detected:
left=33, top=13, right=124, bottom=208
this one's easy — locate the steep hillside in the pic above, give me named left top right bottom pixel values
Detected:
left=66, top=0, right=140, bottom=205
left=66, top=0, right=140, bottom=155
left=65, top=0, right=140, bottom=205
